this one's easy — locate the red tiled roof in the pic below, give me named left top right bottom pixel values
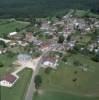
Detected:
left=2, top=74, right=17, bottom=83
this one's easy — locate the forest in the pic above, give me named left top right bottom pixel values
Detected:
left=0, top=0, right=99, bottom=18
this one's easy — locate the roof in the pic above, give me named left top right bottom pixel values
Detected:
left=1, top=74, right=17, bottom=83
left=9, top=32, right=17, bottom=36
left=40, top=42, right=51, bottom=49
left=42, top=56, right=56, bottom=64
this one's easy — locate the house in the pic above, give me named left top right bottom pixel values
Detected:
left=17, top=41, right=28, bottom=47
left=0, top=49, right=2, bottom=54
left=41, top=56, right=58, bottom=69
left=0, top=74, right=19, bottom=87
left=9, top=32, right=17, bottom=36
left=39, top=42, right=51, bottom=52
left=40, top=21, right=50, bottom=30
left=25, top=32, right=35, bottom=42
left=8, top=32, right=23, bottom=40
left=0, top=48, right=7, bottom=55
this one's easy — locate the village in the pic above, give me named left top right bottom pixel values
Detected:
left=0, top=10, right=99, bottom=100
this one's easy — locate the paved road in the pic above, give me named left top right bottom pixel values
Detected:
left=25, top=49, right=50, bottom=100
left=25, top=46, right=62, bottom=100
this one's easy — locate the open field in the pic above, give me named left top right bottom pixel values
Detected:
left=0, top=53, right=17, bottom=77
left=0, top=19, right=30, bottom=35
left=0, top=68, right=33, bottom=100
left=74, top=10, right=99, bottom=18
left=33, top=53, right=99, bottom=100
left=33, top=91, right=99, bottom=100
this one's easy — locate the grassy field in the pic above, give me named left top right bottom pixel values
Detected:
left=33, top=53, right=99, bottom=100
left=0, top=19, right=30, bottom=35
left=0, top=68, right=33, bottom=100
left=0, top=53, right=17, bottom=77
left=74, top=10, right=99, bottom=18
left=33, top=91, right=99, bottom=100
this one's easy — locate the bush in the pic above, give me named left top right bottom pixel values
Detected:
left=34, top=75, right=42, bottom=89
left=45, top=67, right=52, bottom=74
left=73, top=60, right=81, bottom=66
left=0, top=62, right=4, bottom=68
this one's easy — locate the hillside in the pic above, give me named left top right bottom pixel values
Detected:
left=0, top=0, right=99, bottom=17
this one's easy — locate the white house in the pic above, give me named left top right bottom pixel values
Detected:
left=0, top=74, right=19, bottom=87
left=41, top=56, right=58, bottom=69
left=9, top=32, right=17, bottom=36
left=0, top=48, right=7, bottom=55
left=0, top=49, right=2, bottom=54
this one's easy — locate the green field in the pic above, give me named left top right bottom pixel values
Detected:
left=0, top=19, right=30, bottom=35
left=33, top=54, right=99, bottom=100
left=74, top=10, right=99, bottom=18
left=33, top=91, right=98, bottom=100
left=0, top=53, right=17, bottom=77
left=0, top=68, right=33, bottom=100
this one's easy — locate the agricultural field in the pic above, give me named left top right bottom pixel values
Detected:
left=0, top=19, right=30, bottom=36
left=33, top=53, right=99, bottom=100
left=0, top=68, right=33, bottom=100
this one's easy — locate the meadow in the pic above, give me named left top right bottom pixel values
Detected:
left=33, top=53, right=99, bottom=100
left=0, top=68, right=33, bottom=100
left=0, top=19, right=30, bottom=36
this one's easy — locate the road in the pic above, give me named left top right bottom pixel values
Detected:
left=25, top=49, right=51, bottom=100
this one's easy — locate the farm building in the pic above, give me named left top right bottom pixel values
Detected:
left=0, top=74, right=19, bottom=87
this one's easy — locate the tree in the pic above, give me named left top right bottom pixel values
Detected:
left=34, top=75, right=42, bottom=90
left=0, top=62, right=4, bottom=68
left=0, top=40, right=7, bottom=48
left=45, top=67, right=52, bottom=74
left=73, top=60, right=81, bottom=66
left=67, top=35, right=71, bottom=42
left=58, top=35, right=64, bottom=43
left=16, top=28, right=20, bottom=32
left=0, top=33, right=8, bottom=38
left=29, top=17, right=36, bottom=25
left=62, top=55, right=67, bottom=62
left=92, top=53, right=99, bottom=62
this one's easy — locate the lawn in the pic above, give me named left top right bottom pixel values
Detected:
left=0, top=19, right=30, bottom=35
left=0, top=68, right=33, bottom=100
left=33, top=53, right=99, bottom=100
